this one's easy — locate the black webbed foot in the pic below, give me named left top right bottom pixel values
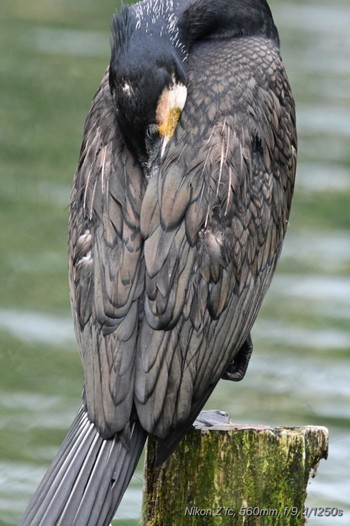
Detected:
left=222, top=334, right=253, bottom=382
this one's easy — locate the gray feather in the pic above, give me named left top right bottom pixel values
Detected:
left=20, top=406, right=147, bottom=526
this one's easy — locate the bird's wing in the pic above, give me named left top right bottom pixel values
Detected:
left=69, top=71, right=146, bottom=437
left=135, top=36, right=297, bottom=439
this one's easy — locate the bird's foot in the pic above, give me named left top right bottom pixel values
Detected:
left=222, top=334, right=253, bottom=382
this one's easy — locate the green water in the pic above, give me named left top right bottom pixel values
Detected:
left=1, top=1, right=349, bottom=524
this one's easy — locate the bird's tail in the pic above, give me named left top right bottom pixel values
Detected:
left=20, top=404, right=147, bottom=526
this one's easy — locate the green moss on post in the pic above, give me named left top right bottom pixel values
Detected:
left=142, top=411, right=328, bottom=526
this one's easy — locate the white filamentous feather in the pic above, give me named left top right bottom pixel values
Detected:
left=132, top=0, right=188, bottom=59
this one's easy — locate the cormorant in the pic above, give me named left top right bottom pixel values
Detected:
left=21, top=0, right=297, bottom=523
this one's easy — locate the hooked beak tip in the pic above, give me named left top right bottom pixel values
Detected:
left=160, top=135, right=170, bottom=158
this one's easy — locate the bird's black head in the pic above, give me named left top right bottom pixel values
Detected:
left=109, top=7, right=187, bottom=169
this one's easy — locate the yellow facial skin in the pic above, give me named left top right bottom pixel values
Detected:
left=155, top=80, right=187, bottom=156
left=157, top=107, right=182, bottom=140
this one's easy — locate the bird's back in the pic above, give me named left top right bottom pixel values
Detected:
left=135, top=32, right=296, bottom=453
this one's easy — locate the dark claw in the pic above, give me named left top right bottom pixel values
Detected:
left=222, top=333, right=253, bottom=382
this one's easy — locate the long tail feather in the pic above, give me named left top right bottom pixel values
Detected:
left=20, top=405, right=147, bottom=526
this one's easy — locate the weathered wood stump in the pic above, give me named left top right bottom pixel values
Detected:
left=142, top=411, right=328, bottom=526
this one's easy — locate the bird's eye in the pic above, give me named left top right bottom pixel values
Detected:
left=145, top=124, right=161, bottom=152
left=145, top=124, right=162, bottom=161
left=146, top=124, right=159, bottom=141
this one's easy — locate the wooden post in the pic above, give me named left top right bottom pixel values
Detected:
left=142, top=411, right=329, bottom=526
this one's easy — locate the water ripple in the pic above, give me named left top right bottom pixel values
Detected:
left=0, top=309, right=74, bottom=346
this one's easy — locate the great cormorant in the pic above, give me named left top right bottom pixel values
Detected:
left=21, top=0, right=297, bottom=523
